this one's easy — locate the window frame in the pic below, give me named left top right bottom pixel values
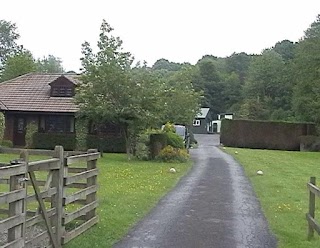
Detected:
left=41, top=115, right=75, bottom=133
left=193, top=119, right=201, bottom=126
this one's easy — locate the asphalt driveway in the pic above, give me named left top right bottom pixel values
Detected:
left=113, top=134, right=277, bottom=248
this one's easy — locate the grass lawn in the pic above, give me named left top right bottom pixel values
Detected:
left=224, top=147, right=320, bottom=248
left=64, top=153, right=192, bottom=247
left=0, top=153, right=191, bottom=247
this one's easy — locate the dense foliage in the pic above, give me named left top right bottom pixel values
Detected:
left=156, top=145, right=190, bottom=162
left=32, top=133, right=76, bottom=150
left=1, top=14, right=320, bottom=149
left=0, top=19, right=64, bottom=81
left=76, top=20, right=201, bottom=157
left=152, top=15, right=320, bottom=126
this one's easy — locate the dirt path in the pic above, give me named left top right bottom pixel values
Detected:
left=113, top=134, right=277, bottom=248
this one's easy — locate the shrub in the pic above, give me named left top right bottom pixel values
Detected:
left=25, top=121, right=38, bottom=148
left=162, top=122, right=175, bottom=133
left=75, top=118, right=89, bottom=151
left=189, top=130, right=197, bottom=144
left=149, top=133, right=168, bottom=158
left=156, top=145, right=190, bottom=162
left=221, top=119, right=316, bottom=151
left=300, top=135, right=320, bottom=151
left=135, top=132, right=150, bottom=160
left=33, top=133, right=76, bottom=150
left=86, top=135, right=126, bottom=153
left=1, top=139, right=13, bottom=148
left=0, top=113, right=4, bottom=142
left=166, top=132, right=184, bottom=149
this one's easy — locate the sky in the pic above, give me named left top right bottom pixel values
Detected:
left=1, top=0, right=320, bottom=72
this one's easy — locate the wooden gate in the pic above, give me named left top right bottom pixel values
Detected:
left=0, top=146, right=100, bottom=248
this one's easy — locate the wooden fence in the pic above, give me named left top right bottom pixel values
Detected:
left=0, top=146, right=100, bottom=248
left=306, top=176, right=320, bottom=239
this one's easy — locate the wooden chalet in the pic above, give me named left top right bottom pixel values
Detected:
left=0, top=73, right=124, bottom=151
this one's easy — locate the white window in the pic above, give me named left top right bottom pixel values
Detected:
left=193, top=119, right=201, bottom=126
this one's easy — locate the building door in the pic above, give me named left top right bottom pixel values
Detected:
left=213, top=123, right=218, bottom=133
left=13, top=116, right=26, bottom=146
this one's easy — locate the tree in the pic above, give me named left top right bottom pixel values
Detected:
left=225, top=52, right=252, bottom=84
left=293, top=14, right=320, bottom=123
left=0, top=51, right=36, bottom=82
left=304, top=15, right=320, bottom=39
left=221, top=72, right=243, bottom=111
left=37, top=55, right=64, bottom=73
left=0, top=20, right=22, bottom=69
left=272, top=40, right=296, bottom=61
left=76, top=20, right=162, bottom=157
left=152, top=58, right=185, bottom=71
left=193, top=57, right=225, bottom=116
left=160, top=66, right=202, bottom=124
left=241, top=50, right=292, bottom=120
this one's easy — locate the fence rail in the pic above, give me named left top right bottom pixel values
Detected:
left=0, top=146, right=100, bottom=248
left=306, top=176, right=320, bottom=239
left=0, top=158, right=27, bottom=248
left=61, top=149, right=99, bottom=245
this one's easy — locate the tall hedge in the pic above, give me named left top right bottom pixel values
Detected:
left=86, top=135, right=126, bottom=153
left=33, top=133, right=76, bottom=150
left=75, top=118, right=89, bottom=151
left=220, top=119, right=316, bottom=151
left=0, top=113, right=4, bottom=142
left=149, top=133, right=167, bottom=158
left=25, top=121, right=38, bottom=148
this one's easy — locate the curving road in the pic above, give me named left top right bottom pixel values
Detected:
left=113, top=134, right=277, bottom=248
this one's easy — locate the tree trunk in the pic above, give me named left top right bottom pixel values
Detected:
left=120, top=123, right=132, bottom=160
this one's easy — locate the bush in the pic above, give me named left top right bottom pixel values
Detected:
left=135, top=133, right=150, bottom=160
left=300, top=135, right=320, bottom=151
left=189, top=130, right=197, bottom=144
left=75, top=118, right=89, bottom=151
left=221, top=119, right=316, bottom=151
left=149, top=133, right=168, bottom=158
left=0, top=113, right=4, bottom=142
left=162, top=122, right=176, bottom=133
left=156, top=145, right=190, bottom=162
left=166, top=132, right=184, bottom=149
left=86, top=135, right=126, bottom=153
left=1, top=139, right=13, bottom=148
left=33, top=133, right=76, bottom=150
left=25, top=121, right=38, bottom=148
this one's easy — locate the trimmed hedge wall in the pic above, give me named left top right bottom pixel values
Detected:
left=300, top=135, right=320, bottom=151
left=220, top=119, right=316, bottom=151
left=33, top=133, right=76, bottom=150
left=149, top=133, right=168, bottom=158
left=33, top=133, right=126, bottom=153
left=86, top=135, right=126, bottom=153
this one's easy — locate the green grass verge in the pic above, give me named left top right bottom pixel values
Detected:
left=0, top=153, right=191, bottom=247
left=65, top=153, right=191, bottom=247
left=224, top=147, right=320, bottom=248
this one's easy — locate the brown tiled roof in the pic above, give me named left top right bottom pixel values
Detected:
left=0, top=73, right=80, bottom=113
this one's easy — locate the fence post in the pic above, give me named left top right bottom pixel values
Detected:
left=7, top=150, right=28, bottom=245
left=86, top=149, right=98, bottom=220
left=19, top=150, right=28, bottom=246
left=52, top=145, right=64, bottom=246
left=308, top=176, right=316, bottom=240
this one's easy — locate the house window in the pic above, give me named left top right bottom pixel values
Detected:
left=193, top=119, right=201, bottom=126
left=44, top=116, right=74, bottom=133
left=89, top=122, right=122, bottom=137
left=51, top=86, right=74, bottom=97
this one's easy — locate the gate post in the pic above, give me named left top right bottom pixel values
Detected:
left=52, top=145, right=64, bottom=246
left=308, top=176, right=316, bottom=240
left=19, top=150, right=28, bottom=246
left=86, top=149, right=98, bottom=220
left=7, top=150, right=28, bottom=246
